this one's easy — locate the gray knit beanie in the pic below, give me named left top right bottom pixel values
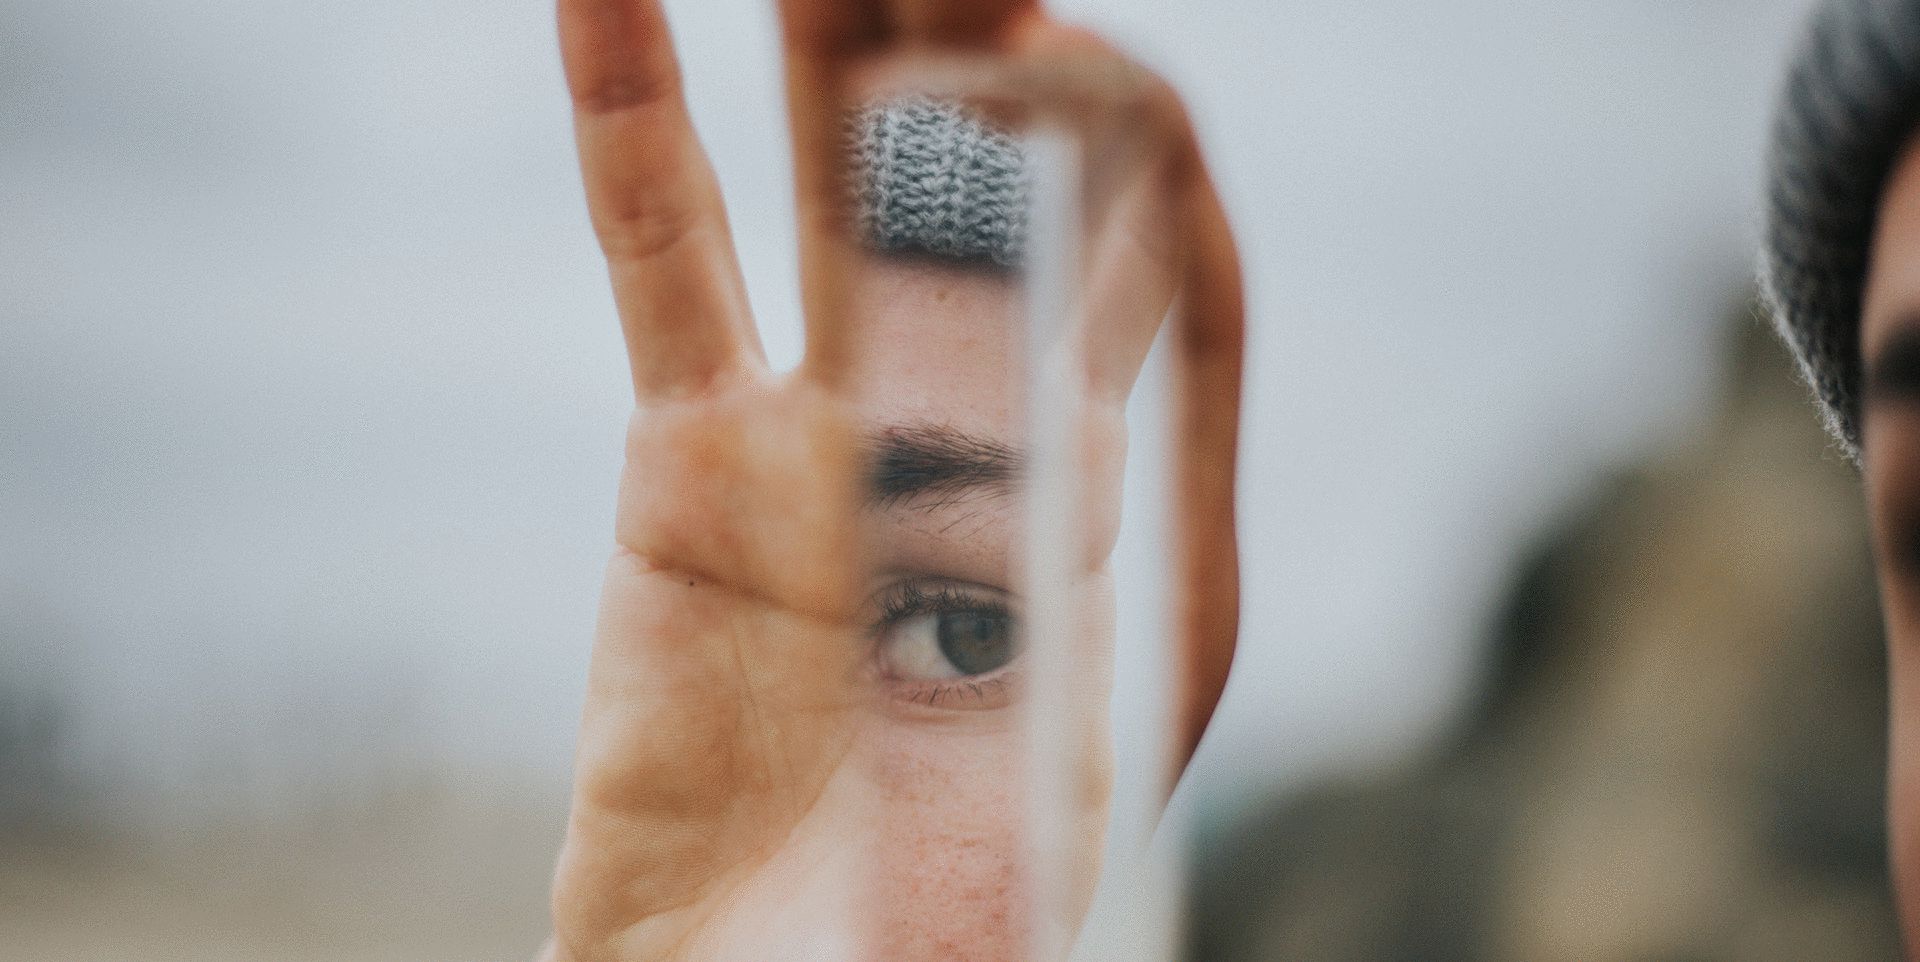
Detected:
left=851, top=97, right=1030, bottom=268
left=1763, top=0, right=1920, bottom=461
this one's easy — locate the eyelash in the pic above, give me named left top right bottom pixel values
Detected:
left=870, top=580, right=1018, bottom=707
left=873, top=580, right=996, bottom=626
left=901, top=677, right=1010, bottom=707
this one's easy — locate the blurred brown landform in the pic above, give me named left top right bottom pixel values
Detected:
left=1190, top=305, right=1901, bottom=962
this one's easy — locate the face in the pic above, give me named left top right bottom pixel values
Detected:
left=816, top=89, right=1190, bottom=950
left=838, top=252, right=1129, bottom=958
left=1857, top=134, right=1920, bottom=943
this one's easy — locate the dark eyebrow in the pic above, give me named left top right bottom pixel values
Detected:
left=1868, top=322, right=1920, bottom=405
left=866, top=423, right=1023, bottom=509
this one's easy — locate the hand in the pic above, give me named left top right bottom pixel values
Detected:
left=541, top=2, right=1244, bottom=959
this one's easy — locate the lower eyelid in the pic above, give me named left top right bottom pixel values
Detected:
left=888, top=670, right=1018, bottom=711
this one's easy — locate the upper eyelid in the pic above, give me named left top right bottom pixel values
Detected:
left=873, top=576, right=1012, bottom=603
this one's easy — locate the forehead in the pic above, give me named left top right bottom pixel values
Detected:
left=843, top=254, right=1023, bottom=434
left=840, top=255, right=1027, bottom=583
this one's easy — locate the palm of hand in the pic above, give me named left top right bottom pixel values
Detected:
left=542, top=2, right=1243, bottom=960
left=553, top=381, right=874, bottom=961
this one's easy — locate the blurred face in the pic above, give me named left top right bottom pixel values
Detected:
left=1858, top=135, right=1920, bottom=943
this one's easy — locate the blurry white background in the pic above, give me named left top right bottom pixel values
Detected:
left=0, top=0, right=1826, bottom=956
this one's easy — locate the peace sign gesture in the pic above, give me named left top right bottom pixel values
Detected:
left=542, top=2, right=1244, bottom=959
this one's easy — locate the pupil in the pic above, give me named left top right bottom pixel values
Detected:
left=936, top=611, right=1014, bottom=676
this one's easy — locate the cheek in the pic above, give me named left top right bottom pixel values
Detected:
left=860, top=723, right=1032, bottom=961
left=1887, top=636, right=1920, bottom=936
left=1869, top=419, right=1920, bottom=939
left=846, top=576, right=1120, bottom=961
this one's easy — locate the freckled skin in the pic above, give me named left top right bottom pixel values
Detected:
left=847, top=257, right=1121, bottom=958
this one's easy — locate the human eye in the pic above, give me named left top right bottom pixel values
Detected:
left=868, top=578, right=1021, bottom=709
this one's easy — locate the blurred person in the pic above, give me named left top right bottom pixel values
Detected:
left=539, top=1, right=1243, bottom=960
left=1765, top=0, right=1920, bottom=953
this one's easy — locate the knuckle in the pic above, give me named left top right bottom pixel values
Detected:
left=593, top=199, right=706, bottom=264
left=572, top=69, right=684, bottom=116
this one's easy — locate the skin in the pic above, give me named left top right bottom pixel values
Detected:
left=540, top=2, right=1246, bottom=959
left=1863, top=134, right=1920, bottom=953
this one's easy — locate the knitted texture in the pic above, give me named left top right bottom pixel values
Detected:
left=851, top=97, right=1030, bottom=268
left=1762, top=0, right=1920, bottom=461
